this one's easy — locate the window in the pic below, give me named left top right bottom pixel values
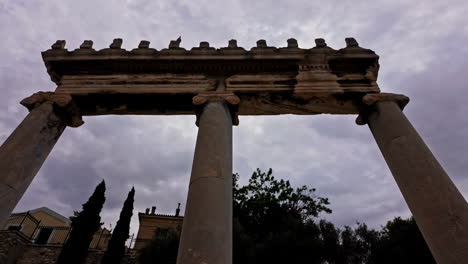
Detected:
left=7, top=225, right=21, bottom=231
left=35, top=227, right=53, bottom=244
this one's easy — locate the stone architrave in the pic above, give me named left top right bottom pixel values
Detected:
left=176, top=95, right=237, bottom=264
left=0, top=92, right=82, bottom=227
left=358, top=93, right=468, bottom=264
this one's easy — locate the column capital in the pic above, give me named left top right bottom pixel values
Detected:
left=20, top=92, right=84, bottom=127
left=192, top=92, right=240, bottom=126
left=356, top=93, right=409, bottom=125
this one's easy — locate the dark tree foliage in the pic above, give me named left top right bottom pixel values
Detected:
left=319, top=219, right=341, bottom=263
left=339, top=225, right=367, bottom=264
left=233, top=168, right=436, bottom=264
left=101, top=187, right=135, bottom=264
left=369, top=217, right=436, bottom=264
left=317, top=218, right=436, bottom=264
left=69, top=211, right=80, bottom=222
left=351, top=223, right=380, bottom=264
left=138, top=227, right=181, bottom=264
left=233, top=168, right=331, bottom=264
left=57, top=180, right=106, bottom=264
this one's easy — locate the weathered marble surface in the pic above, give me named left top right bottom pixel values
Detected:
left=0, top=103, right=67, bottom=228
left=177, top=101, right=233, bottom=264
left=42, top=38, right=379, bottom=116
left=364, top=94, right=468, bottom=264
left=0, top=92, right=82, bottom=228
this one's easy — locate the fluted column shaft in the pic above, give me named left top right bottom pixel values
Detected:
left=177, top=100, right=233, bottom=264
left=363, top=94, right=468, bottom=264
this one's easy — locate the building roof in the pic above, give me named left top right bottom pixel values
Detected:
left=138, top=212, right=183, bottom=222
left=12, top=207, right=71, bottom=225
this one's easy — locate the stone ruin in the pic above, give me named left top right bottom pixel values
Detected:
left=0, top=37, right=467, bottom=264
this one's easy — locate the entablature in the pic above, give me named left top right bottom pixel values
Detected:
left=41, top=38, right=380, bottom=116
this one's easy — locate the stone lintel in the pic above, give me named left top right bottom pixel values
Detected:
left=193, top=93, right=240, bottom=126
left=20, top=92, right=84, bottom=128
left=356, top=93, right=410, bottom=125
left=63, top=92, right=363, bottom=116
left=40, top=37, right=381, bottom=117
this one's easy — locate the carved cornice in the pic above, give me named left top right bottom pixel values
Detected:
left=356, top=93, right=410, bottom=125
left=38, top=37, right=381, bottom=117
left=42, top=38, right=378, bottom=84
left=192, top=92, right=240, bottom=126
left=20, top=92, right=84, bottom=127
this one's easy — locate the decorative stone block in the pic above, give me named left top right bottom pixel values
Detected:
left=287, top=38, right=298, bottom=48
left=228, top=39, right=237, bottom=48
left=109, top=38, right=123, bottom=49
left=138, top=40, right=150, bottom=49
left=345, top=37, right=359, bottom=48
left=199, top=41, right=210, bottom=48
left=315, top=38, right=327, bottom=48
left=80, top=40, right=93, bottom=49
left=256, top=39, right=267, bottom=48
left=51, top=40, right=65, bottom=49
left=169, top=36, right=182, bottom=49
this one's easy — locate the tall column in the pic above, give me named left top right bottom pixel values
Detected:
left=0, top=92, right=83, bottom=227
left=357, top=93, right=468, bottom=264
left=177, top=93, right=239, bottom=264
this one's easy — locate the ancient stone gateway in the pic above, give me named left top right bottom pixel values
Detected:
left=0, top=37, right=467, bottom=264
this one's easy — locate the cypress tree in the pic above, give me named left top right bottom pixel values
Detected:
left=57, top=180, right=106, bottom=264
left=101, top=187, right=135, bottom=264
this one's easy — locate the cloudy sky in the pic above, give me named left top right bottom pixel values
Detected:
left=1, top=0, right=468, bottom=244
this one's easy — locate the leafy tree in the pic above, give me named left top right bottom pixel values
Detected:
left=138, top=227, right=181, bottom=264
left=320, top=217, right=435, bottom=264
left=370, top=217, right=436, bottom=264
left=319, top=220, right=341, bottom=263
left=234, top=168, right=331, bottom=222
left=233, top=168, right=331, bottom=264
left=339, top=225, right=367, bottom=264
left=352, top=223, right=380, bottom=264
left=233, top=168, right=436, bottom=263
left=101, top=187, right=135, bottom=264
left=57, top=180, right=106, bottom=264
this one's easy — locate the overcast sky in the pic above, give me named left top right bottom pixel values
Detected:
left=1, top=0, right=468, bottom=243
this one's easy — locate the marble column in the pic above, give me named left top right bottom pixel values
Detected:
left=0, top=92, right=83, bottom=228
left=177, top=96, right=237, bottom=264
left=358, top=93, right=468, bottom=264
